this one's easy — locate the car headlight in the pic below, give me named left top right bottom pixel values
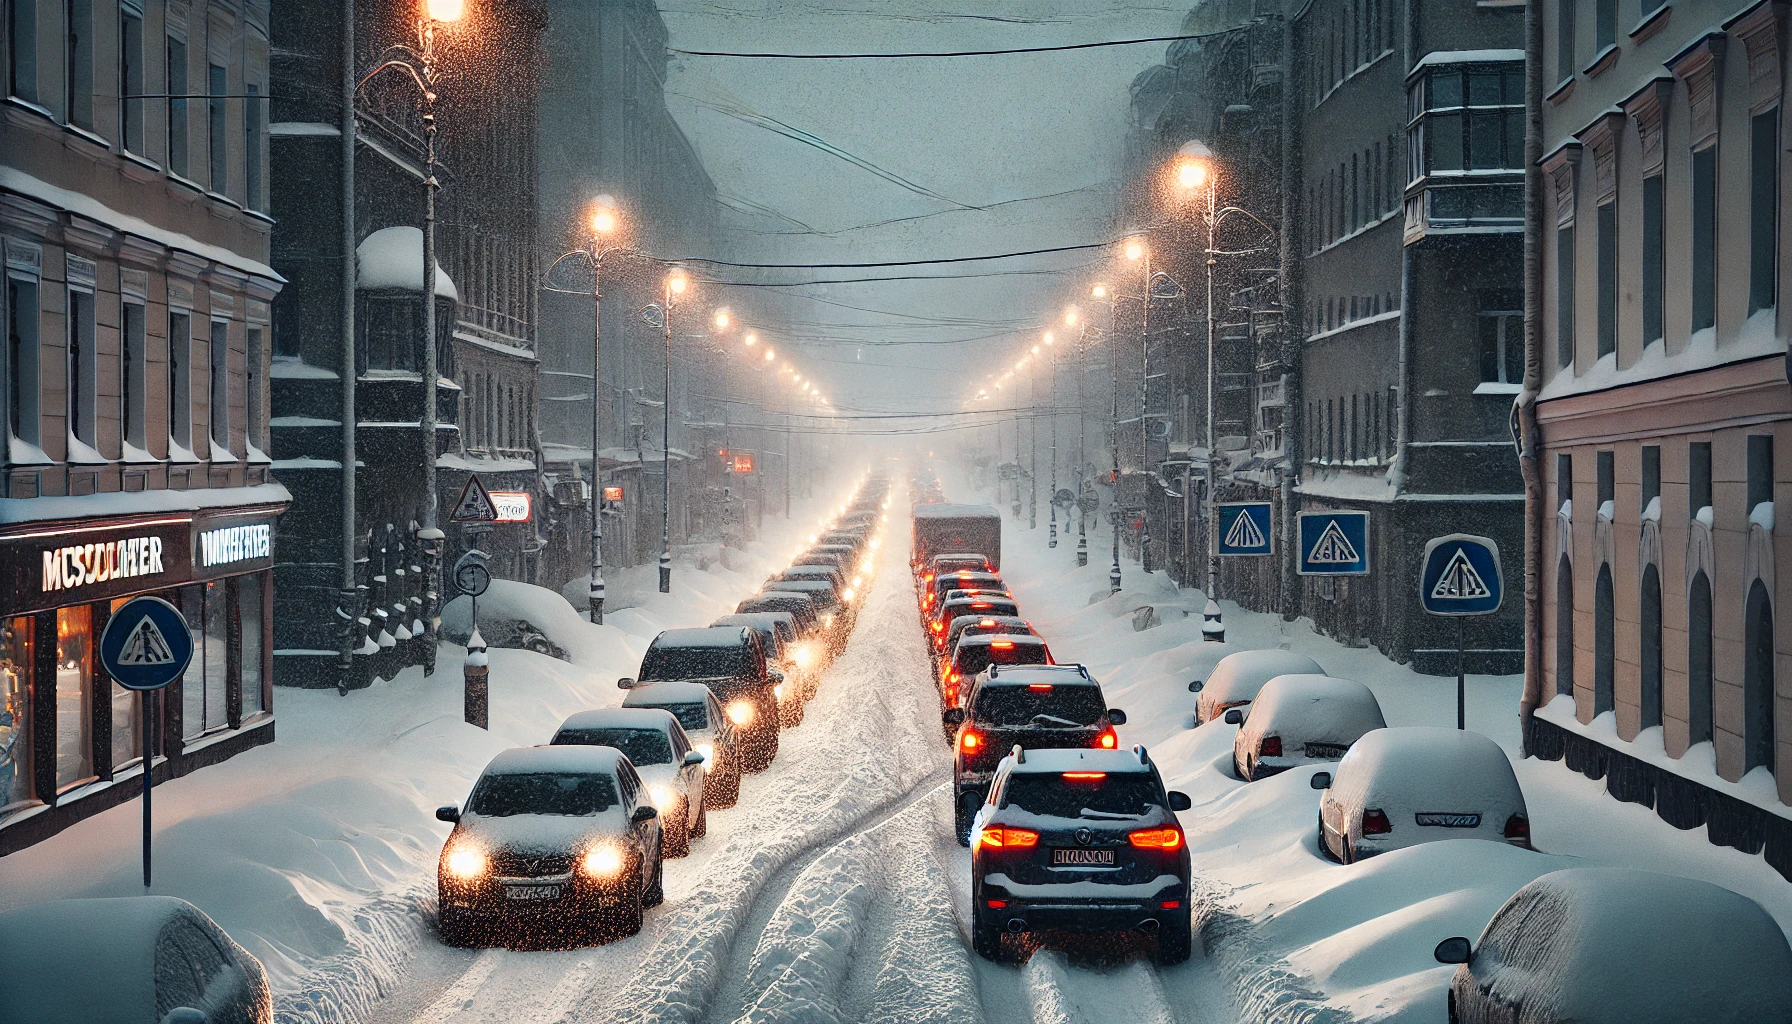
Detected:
left=727, top=699, right=755, bottom=726
left=774, top=682, right=788, bottom=700
left=694, top=743, right=715, bottom=772
left=444, top=846, right=488, bottom=879
left=648, top=784, right=675, bottom=811
left=852, top=575, right=863, bottom=589
left=581, top=843, right=626, bottom=878
left=793, top=643, right=817, bottom=669
left=842, top=588, right=856, bottom=603
left=823, top=613, right=835, bottom=627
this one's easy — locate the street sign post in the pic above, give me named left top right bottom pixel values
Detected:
left=1217, top=501, right=1274, bottom=556
left=452, top=549, right=492, bottom=730
left=99, top=596, right=195, bottom=887
left=1296, top=511, right=1371, bottom=575
left=1419, top=534, right=1504, bottom=730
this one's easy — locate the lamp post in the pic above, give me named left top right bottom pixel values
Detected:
left=1047, top=330, right=1058, bottom=548
left=355, top=0, right=467, bottom=674
left=1125, top=237, right=1151, bottom=576
left=1073, top=305, right=1089, bottom=567
left=1029, top=345, right=1040, bottom=530
left=1096, top=282, right=1121, bottom=595
left=1176, top=140, right=1224, bottom=622
left=661, top=269, right=686, bottom=593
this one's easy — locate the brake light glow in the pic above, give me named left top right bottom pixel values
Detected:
left=1261, top=736, right=1283, bottom=758
left=979, top=618, right=996, bottom=627
left=978, top=826, right=1038, bottom=849
left=960, top=729, right=983, bottom=753
left=930, top=621, right=943, bottom=632
left=986, top=899, right=1007, bottom=909
left=1160, top=900, right=1182, bottom=909
left=1361, top=809, right=1393, bottom=836
left=1098, top=729, right=1118, bottom=749
left=1027, top=683, right=1052, bottom=692
left=1062, top=772, right=1106, bottom=779
left=1128, top=827, right=1184, bottom=850
left=991, top=640, right=1014, bottom=649
left=924, top=573, right=935, bottom=583
left=971, top=602, right=992, bottom=609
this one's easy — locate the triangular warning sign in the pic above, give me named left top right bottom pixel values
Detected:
left=1431, top=548, right=1491, bottom=600
left=1308, top=520, right=1360, bottom=564
left=118, top=617, right=176, bottom=665
left=451, top=475, right=498, bottom=522
left=1224, top=509, right=1267, bottom=549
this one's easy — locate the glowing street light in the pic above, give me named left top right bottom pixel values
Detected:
left=764, top=348, right=775, bottom=361
left=744, top=332, right=757, bottom=345
left=1175, top=139, right=1216, bottom=192
left=425, top=0, right=465, bottom=22
left=590, top=195, right=619, bottom=236
left=1091, top=284, right=1108, bottom=299
left=715, top=309, right=731, bottom=329
left=1124, top=238, right=1146, bottom=261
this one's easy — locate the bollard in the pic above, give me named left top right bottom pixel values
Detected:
left=1201, top=598, right=1225, bottom=643
left=465, top=627, right=489, bottom=729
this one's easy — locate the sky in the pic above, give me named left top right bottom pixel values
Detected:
left=656, top=0, right=1191, bottom=427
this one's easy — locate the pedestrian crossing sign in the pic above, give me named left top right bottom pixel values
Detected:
left=1296, top=511, right=1371, bottom=576
left=1217, top=502, right=1274, bottom=556
left=100, top=596, right=194, bottom=690
left=1420, top=534, right=1503, bottom=616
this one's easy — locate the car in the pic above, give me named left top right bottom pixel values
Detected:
left=761, top=579, right=851, bottom=641
left=922, top=570, right=1006, bottom=614
left=924, top=553, right=994, bottom=578
left=969, top=745, right=1193, bottom=965
left=623, top=681, right=742, bottom=808
left=942, top=614, right=1036, bottom=659
left=776, top=563, right=848, bottom=592
left=434, top=745, right=664, bottom=946
left=1193, top=649, right=1325, bottom=724
left=1229, top=674, right=1386, bottom=782
left=1313, top=727, right=1531, bottom=863
left=0, top=895, right=273, bottom=1023
left=624, top=626, right=781, bottom=772
left=714, top=610, right=817, bottom=714
left=929, top=595, right=1020, bottom=639
left=944, top=663, right=1125, bottom=842
left=1434, top=868, right=1792, bottom=1024
left=736, top=592, right=820, bottom=635
left=940, top=633, right=1054, bottom=708
left=550, top=709, right=709, bottom=857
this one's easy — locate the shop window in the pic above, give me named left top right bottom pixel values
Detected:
left=123, top=298, right=147, bottom=451
left=1692, top=146, right=1717, bottom=333
left=6, top=260, right=42, bottom=447
left=1594, top=565, right=1614, bottom=714
left=1751, top=109, right=1778, bottom=314
left=166, top=32, right=188, bottom=178
left=0, top=617, right=33, bottom=813
left=1642, top=174, right=1664, bottom=344
left=67, top=0, right=94, bottom=129
left=208, top=63, right=227, bottom=194
left=240, top=576, right=263, bottom=717
left=121, top=2, right=144, bottom=154
left=1641, top=564, right=1662, bottom=730
left=1746, top=580, right=1775, bottom=773
left=1688, top=570, right=1714, bottom=745
left=68, top=283, right=97, bottom=453
left=210, top=319, right=229, bottom=454
left=178, top=587, right=206, bottom=740
left=55, top=605, right=93, bottom=790
left=9, top=0, right=37, bottom=103
left=108, top=600, right=143, bottom=772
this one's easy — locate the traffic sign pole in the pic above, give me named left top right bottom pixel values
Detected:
left=1418, top=534, right=1504, bottom=732
left=1457, top=619, right=1466, bottom=731
left=142, top=689, right=153, bottom=886
left=100, top=596, right=194, bottom=889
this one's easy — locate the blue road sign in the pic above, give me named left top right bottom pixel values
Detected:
left=1296, top=511, right=1371, bottom=576
left=1420, top=534, right=1504, bottom=616
left=1217, top=502, right=1274, bottom=556
left=100, top=596, right=194, bottom=690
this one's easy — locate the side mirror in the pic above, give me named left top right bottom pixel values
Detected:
left=617, top=677, right=636, bottom=689
left=768, top=668, right=786, bottom=684
left=1223, top=709, right=1244, bottom=725
left=1188, top=680, right=1203, bottom=692
left=1433, top=937, right=1472, bottom=965
left=632, top=804, right=658, bottom=823
left=684, top=750, right=706, bottom=766
left=435, top=805, right=460, bottom=823
left=163, top=1010, right=208, bottom=1024
left=1106, top=709, right=1128, bottom=726
left=1168, top=791, right=1192, bottom=812
left=1309, top=771, right=1332, bottom=790
left=942, top=707, right=965, bottom=728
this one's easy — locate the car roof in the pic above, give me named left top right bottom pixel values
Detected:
left=955, top=633, right=1048, bottom=648
left=482, top=745, right=624, bottom=775
left=974, top=663, right=1091, bottom=685
left=623, top=681, right=717, bottom=705
left=785, top=564, right=844, bottom=575
left=1331, top=727, right=1522, bottom=806
left=652, top=626, right=753, bottom=648
left=948, top=613, right=1029, bottom=629
left=1203, top=650, right=1326, bottom=703
left=713, top=612, right=796, bottom=632
left=1003, top=747, right=1151, bottom=774
left=1242, top=675, right=1386, bottom=743
left=765, top=580, right=836, bottom=592
left=913, top=503, right=1000, bottom=519
left=556, top=707, right=679, bottom=733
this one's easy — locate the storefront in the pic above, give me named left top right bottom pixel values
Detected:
left=0, top=504, right=282, bottom=855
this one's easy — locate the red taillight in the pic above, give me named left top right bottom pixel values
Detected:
left=960, top=729, right=982, bottom=753
left=986, top=899, right=1007, bottom=908
left=924, top=573, right=934, bottom=583
left=971, top=602, right=992, bottom=609
left=978, top=826, right=1038, bottom=849
left=930, top=621, right=943, bottom=632
left=979, top=618, right=996, bottom=627
left=1160, top=900, right=1182, bottom=909
left=1062, top=771, right=1106, bottom=779
left=1503, top=813, right=1530, bottom=843
left=1361, top=809, right=1393, bottom=836
left=1098, top=729, right=1117, bottom=749
left=1260, top=736, right=1283, bottom=758
left=1128, top=827, right=1184, bottom=850
left=991, top=640, right=1014, bottom=649
left=1027, top=683, right=1052, bottom=692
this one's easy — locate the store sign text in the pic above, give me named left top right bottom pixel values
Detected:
left=199, top=524, right=272, bottom=568
left=42, top=536, right=166, bottom=592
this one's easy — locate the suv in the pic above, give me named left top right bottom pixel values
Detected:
left=939, top=633, right=1053, bottom=710
left=944, top=664, right=1125, bottom=842
left=621, top=627, right=781, bottom=772
left=969, top=745, right=1193, bottom=965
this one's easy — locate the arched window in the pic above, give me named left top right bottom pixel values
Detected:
left=1594, top=565, right=1615, bottom=714
left=1556, top=555, right=1574, bottom=696
left=1745, top=579, right=1775, bottom=773
left=1640, top=564, right=1662, bottom=729
left=1688, top=570, right=1714, bottom=745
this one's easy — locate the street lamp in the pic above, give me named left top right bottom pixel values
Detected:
left=660, top=268, right=687, bottom=594
left=1045, top=330, right=1059, bottom=548
left=1124, top=236, right=1153, bottom=577
left=1178, top=138, right=1224, bottom=632
left=1095, top=281, right=1121, bottom=593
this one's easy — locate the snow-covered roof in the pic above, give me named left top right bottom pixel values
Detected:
left=1004, top=747, right=1151, bottom=774
left=356, top=226, right=460, bottom=301
left=623, top=681, right=715, bottom=706
left=1199, top=650, right=1325, bottom=713
left=555, top=707, right=679, bottom=734
left=0, top=481, right=293, bottom=525
left=912, top=503, right=1000, bottom=519
left=979, top=663, right=1091, bottom=685
left=712, top=612, right=798, bottom=634
left=651, top=626, right=753, bottom=649
left=956, top=633, right=1049, bottom=649
left=1408, top=49, right=1524, bottom=74
left=480, top=745, right=622, bottom=776
left=1240, top=674, right=1386, bottom=746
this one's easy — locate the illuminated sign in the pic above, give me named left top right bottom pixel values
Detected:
left=42, top=535, right=166, bottom=592
left=731, top=453, right=756, bottom=474
left=602, top=486, right=624, bottom=502
left=489, top=491, right=533, bottom=523
left=198, top=523, right=271, bottom=568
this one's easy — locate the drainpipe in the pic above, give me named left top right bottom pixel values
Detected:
left=1518, top=0, right=1547, bottom=744
left=1278, top=8, right=1302, bottom=623
left=337, top=0, right=358, bottom=696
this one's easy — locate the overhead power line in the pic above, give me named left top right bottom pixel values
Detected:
left=667, top=32, right=1217, bottom=60
left=672, top=240, right=1108, bottom=270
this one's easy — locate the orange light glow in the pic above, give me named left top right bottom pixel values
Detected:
left=1128, top=827, right=1184, bottom=850
left=978, top=826, right=1039, bottom=849
left=1027, top=683, right=1053, bottom=692
left=1062, top=772, right=1107, bottom=779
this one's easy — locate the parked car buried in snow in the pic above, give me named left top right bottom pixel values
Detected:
left=624, top=627, right=781, bottom=772
left=551, top=708, right=708, bottom=857
left=1229, top=674, right=1386, bottom=782
left=1433, top=867, right=1792, bottom=1024
left=1313, top=727, right=1531, bottom=863
left=435, top=745, right=664, bottom=946
left=623, top=681, right=742, bottom=808
left=1193, top=649, right=1325, bottom=724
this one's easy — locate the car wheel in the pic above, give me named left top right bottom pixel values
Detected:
left=744, top=728, right=778, bottom=773
left=705, top=764, right=741, bottom=809
left=971, top=907, right=1010, bottom=963
left=955, top=794, right=977, bottom=847
left=438, top=906, right=477, bottom=948
left=1232, top=755, right=1248, bottom=782
left=692, top=799, right=708, bottom=838
left=606, top=877, right=645, bottom=938
left=1152, top=911, right=1193, bottom=965
left=642, top=854, right=665, bottom=909
left=663, top=810, right=691, bottom=859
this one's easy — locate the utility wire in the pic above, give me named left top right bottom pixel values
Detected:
left=667, top=32, right=1218, bottom=59
left=671, top=240, right=1108, bottom=269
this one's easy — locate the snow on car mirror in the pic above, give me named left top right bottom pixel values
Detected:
left=1188, top=680, right=1203, bottom=692
left=1434, top=937, right=1471, bottom=964
left=1169, top=791, right=1192, bottom=812
left=1309, top=772, right=1332, bottom=791
left=684, top=750, right=706, bottom=766
left=1107, top=708, right=1128, bottom=725
left=1223, top=709, right=1244, bottom=725
left=435, top=805, right=460, bottom=823
left=617, top=677, right=636, bottom=689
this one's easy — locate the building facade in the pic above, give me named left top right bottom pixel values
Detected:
left=1528, top=0, right=1792, bottom=878
left=1, top=0, right=286, bottom=853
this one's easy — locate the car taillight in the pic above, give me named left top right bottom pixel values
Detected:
left=1260, top=736, right=1283, bottom=758
left=991, top=639, right=1014, bottom=649
left=930, top=620, right=943, bottom=632
left=1097, top=728, right=1117, bottom=749
left=978, top=826, right=1038, bottom=849
left=1361, top=808, right=1392, bottom=836
left=1503, top=813, right=1530, bottom=844
left=960, top=729, right=983, bottom=754
left=1128, top=827, right=1183, bottom=850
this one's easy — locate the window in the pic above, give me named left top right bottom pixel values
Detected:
left=210, top=319, right=229, bottom=453
left=122, top=296, right=146, bottom=451
left=8, top=0, right=36, bottom=103
left=67, top=281, right=96, bottom=453
left=107, top=599, right=141, bottom=772
left=1556, top=556, right=1575, bottom=697
left=1594, top=0, right=1615, bottom=53
left=6, top=256, right=42, bottom=447
left=1596, top=202, right=1616, bottom=358
left=66, top=0, right=93, bottom=129
left=1642, top=445, right=1660, bottom=512
left=1688, top=571, right=1714, bottom=744
left=0, top=617, right=33, bottom=813
left=1642, top=174, right=1664, bottom=345
left=1690, top=440, right=1712, bottom=513
left=169, top=309, right=191, bottom=455
left=1594, top=565, right=1614, bottom=714
left=120, top=3, right=144, bottom=153
left=240, top=576, right=264, bottom=717
left=1745, top=580, right=1775, bottom=773
left=56, top=605, right=93, bottom=789
left=1557, top=224, right=1575, bottom=367
left=1597, top=449, right=1614, bottom=509
left=208, top=63, right=227, bottom=194
left=245, top=83, right=263, bottom=212
left=1692, top=146, right=1717, bottom=332
left=1748, top=434, right=1773, bottom=511
left=1479, top=293, right=1522, bottom=384
left=1557, top=0, right=1576, bottom=84
left=245, top=325, right=264, bottom=452
left=1752, top=110, right=1778, bottom=314
left=167, top=33, right=188, bottom=178
left=179, top=583, right=229, bottom=739
left=359, top=296, right=418, bottom=372
left=1640, top=564, right=1662, bottom=730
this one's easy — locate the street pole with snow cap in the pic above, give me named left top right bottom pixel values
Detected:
left=661, top=269, right=686, bottom=594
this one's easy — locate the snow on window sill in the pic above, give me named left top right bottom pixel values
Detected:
left=67, top=433, right=108, bottom=465
left=246, top=441, right=272, bottom=465
left=209, top=437, right=239, bottom=464
left=271, top=358, right=339, bottom=380
left=121, top=441, right=159, bottom=464
left=8, top=436, right=53, bottom=465
left=1473, top=381, right=1522, bottom=396
left=167, top=439, right=201, bottom=464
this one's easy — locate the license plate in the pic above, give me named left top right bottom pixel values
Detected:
left=505, top=885, right=562, bottom=900
left=1414, top=813, right=1481, bottom=828
left=1304, top=743, right=1349, bottom=759
left=1050, top=848, right=1116, bottom=866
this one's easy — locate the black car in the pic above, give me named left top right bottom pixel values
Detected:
left=944, top=664, right=1125, bottom=843
left=969, top=745, right=1192, bottom=965
left=736, top=592, right=821, bottom=635
left=622, top=627, right=781, bottom=772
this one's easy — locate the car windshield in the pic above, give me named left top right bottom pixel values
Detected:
left=640, top=644, right=751, bottom=680
left=1002, top=773, right=1163, bottom=819
left=553, top=727, right=673, bottom=766
left=955, top=643, right=1050, bottom=677
left=470, top=772, right=619, bottom=816
left=636, top=702, right=709, bottom=731
left=971, top=685, right=1104, bottom=728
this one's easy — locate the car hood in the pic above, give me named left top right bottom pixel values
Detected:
left=633, top=761, right=680, bottom=790
left=456, top=811, right=626, bottom=856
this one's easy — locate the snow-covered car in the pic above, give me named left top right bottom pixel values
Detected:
left=1193, top=649, right=1325, bottom=724
left=623, top=681, right=742, bottom=808
left=1434, top=867, right=1792, bottom=1024
left=624, top=626, right=780, bottom=772
left=945, top=664, right=1125, bottom=843
left=929, top=594, right=1020, bottom=641
left=1229, top=674, right=1386, bottom=781
left=551, top=708, right=708, bottom=857
left=922, top=570, right=1006, bottom=615
left=1313, top=727, right=1531, bottom=863
left=939, top=632, right=1053, bottom=710
left=714, top=610, right=816, bottom=717
left=969, top=745, right=1193, bottom=965
left=942, top=613, right=1035, bottom=661
left=735, top=592, right=820, bottom=635
left=760, top=579, right=850, bottom=643
left=435, top=745, right=664, bottom=946
left=0, top=895, right=272, bottom=1023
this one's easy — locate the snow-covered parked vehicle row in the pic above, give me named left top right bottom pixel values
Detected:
left=1229, top=674, right=1386, bottom=782
left=1313, top=727, right=1532, bottom=862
